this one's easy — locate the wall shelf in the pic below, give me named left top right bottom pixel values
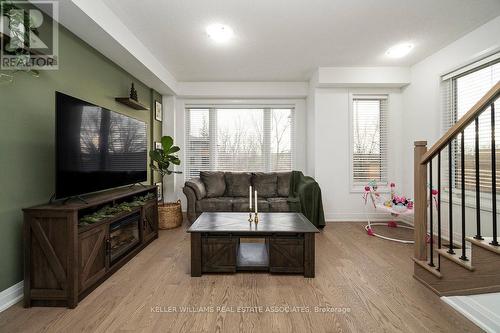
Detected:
left=115, top=97, right=149, bottom=110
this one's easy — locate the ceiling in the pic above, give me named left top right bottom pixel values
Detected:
left=102, top=0, right=500, bottom=82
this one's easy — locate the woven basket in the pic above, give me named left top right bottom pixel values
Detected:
left=158, top=200, right=183, bottom=230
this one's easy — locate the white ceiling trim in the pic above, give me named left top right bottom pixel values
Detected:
left=316, top=67, right=411, bottom=88
left=176, top=82, right=309, bottom=99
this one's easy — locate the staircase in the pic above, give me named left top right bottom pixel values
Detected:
left=413, top=82, right=500, bottom=296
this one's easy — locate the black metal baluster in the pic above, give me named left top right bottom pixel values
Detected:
left=448, top=142, right=455, bottom=254
left=491, top=103, right=498, bottom=246
left=475, top=118, right=483, bottom=240
left=437, top=152, right=442, bottom=270
left=460, top=131, right=468, bottom=260
left=429, top=160, right=434, bottom=266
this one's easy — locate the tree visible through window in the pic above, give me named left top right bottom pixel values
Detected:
left=352, top=97, right=388, bottom=185
left=185, top=107, right=294, bottom=178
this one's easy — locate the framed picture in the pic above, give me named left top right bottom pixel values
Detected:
left=155, top=101, right=162, bottom=121
left=154, top=141, right=162, bottom=150
left=155, top=182, right=163, bottom=201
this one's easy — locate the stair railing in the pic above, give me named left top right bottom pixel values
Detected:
left=414, top=81, right=500, bottom=269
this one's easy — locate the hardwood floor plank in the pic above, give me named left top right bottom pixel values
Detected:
left=0, top=222, right=481, bottom=333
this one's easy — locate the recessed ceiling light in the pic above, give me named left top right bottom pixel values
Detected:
left=385, top=43, right=414, bottom=58
left=206, top=23, right=234, bottom=43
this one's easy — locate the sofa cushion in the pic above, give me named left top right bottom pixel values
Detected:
left=196, top=197, right=233, bottom=212
left=267, top=197, right=290, bottom=212
left=252, top=172, right=278, bottom=198
left=231, top=198, right=250, bottom=212
left=224, top=172, right=251, bottom=197
left=200, top=171, right=226, bottom=198
left=231, top=198, right=270, bottom=212
left=277, top=172, right=292, bottom=197
left=185, top=178, right=206, bottom=200
left=254, top=199, right=270, bottom=212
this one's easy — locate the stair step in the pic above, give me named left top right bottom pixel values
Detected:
left=466, top=236, right=500, bottom=255
left=412, top=257, right=442, bottom=278
left=437, top=248, right=474, bottom=271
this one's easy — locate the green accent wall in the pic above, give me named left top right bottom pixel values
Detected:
left=150, top=90, right=163, bottom=185
left=0, top=24, right=162, bottom=290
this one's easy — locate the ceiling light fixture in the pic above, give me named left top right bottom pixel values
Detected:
left=385, top=43, right=414, bottom=58
left=206, top=23, right=234, bottom=43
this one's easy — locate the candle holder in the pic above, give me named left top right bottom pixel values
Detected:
left=254, top=212, right=259, bottom=225
left=248, top=211, right=253, bottom=223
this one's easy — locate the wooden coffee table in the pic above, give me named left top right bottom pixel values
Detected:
left=187, top=212, right=319, bottom=277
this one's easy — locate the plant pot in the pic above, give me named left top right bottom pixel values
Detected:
left=158, top=200, right=183, bottom=229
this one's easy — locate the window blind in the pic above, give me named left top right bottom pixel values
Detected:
left=351, top=96, right=388, bottom=185
left=185, top=107, right=295, bottom=179
left=441, top=57, right=500, bottom=193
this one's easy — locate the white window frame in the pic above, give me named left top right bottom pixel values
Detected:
left=183, top=101, right=298, bottom=180
left=348, top=93, right=389, bottom=192
left=440, top=55, right=500, bottom=211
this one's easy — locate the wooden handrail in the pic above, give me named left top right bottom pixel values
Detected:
left=421, top=81, right=500, bottom=165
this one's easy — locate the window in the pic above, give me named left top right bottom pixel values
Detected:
left=442, top=57, right=500, bottom=193
left=185, top=107, right=294, bottom=179
left=351, top=95, right=388, bottom=187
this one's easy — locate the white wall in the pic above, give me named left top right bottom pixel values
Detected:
left=63, top=0, right=178, bottom=94
left=306, top=72, right=318, bottom=177
left=312, top=87, right=404, bottom=221
left=162, top=95, right=179, bottom=202
left=401, top=16, right=500, bottom=238
left=317, top=67, right=411, bottom=88
left=401, top=16, right=500, bottom=196
left=168, top=79, right=404, bottom=220
left=165, top=82, right=308, bottom=210
left=177, top=82, right=308, bottom=99
left=306, top=67, right=409, bottom=221
left=160, top=17, right=500, bottom=225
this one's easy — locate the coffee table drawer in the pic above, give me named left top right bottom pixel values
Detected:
left=269, top=237, right=304, bottom=273
left=202, top=236, right=237, bottom=273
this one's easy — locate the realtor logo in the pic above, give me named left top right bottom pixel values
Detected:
left=0, top=0, right=58, bottom=70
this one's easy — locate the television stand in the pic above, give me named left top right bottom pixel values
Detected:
left=62, top=195, right=89, bottom=205
left=23, top=185, right=159, bottom=308
left=128, top=182, right=148, bottom=189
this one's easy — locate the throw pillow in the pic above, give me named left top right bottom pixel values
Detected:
left=225, top=172, right=251, bottom=197
left=277, top=172, right=292, bottom=197
left=200, top=171, right=226, bottom=198
left=252, top=172, right=278, bottom=198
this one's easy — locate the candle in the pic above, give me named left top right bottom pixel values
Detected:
left=255, top=190, right=258, bottom=214
left=249, top=186, right=252, bottom=210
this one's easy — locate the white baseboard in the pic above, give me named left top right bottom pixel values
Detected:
left=442, top=294, right=500, bottom=333
left=0, top=281, right=23, bottom=313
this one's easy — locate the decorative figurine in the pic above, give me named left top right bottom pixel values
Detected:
left=130, top=83, right=138, bottom=101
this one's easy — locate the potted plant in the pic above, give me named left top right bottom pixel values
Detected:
left=149, top=136, right=183, bottom=229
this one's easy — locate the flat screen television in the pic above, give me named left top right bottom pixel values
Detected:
left=56, top=92, right=147, bottom=199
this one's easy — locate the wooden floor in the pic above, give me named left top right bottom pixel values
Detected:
left=0, top=222, right=481, bottom=333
